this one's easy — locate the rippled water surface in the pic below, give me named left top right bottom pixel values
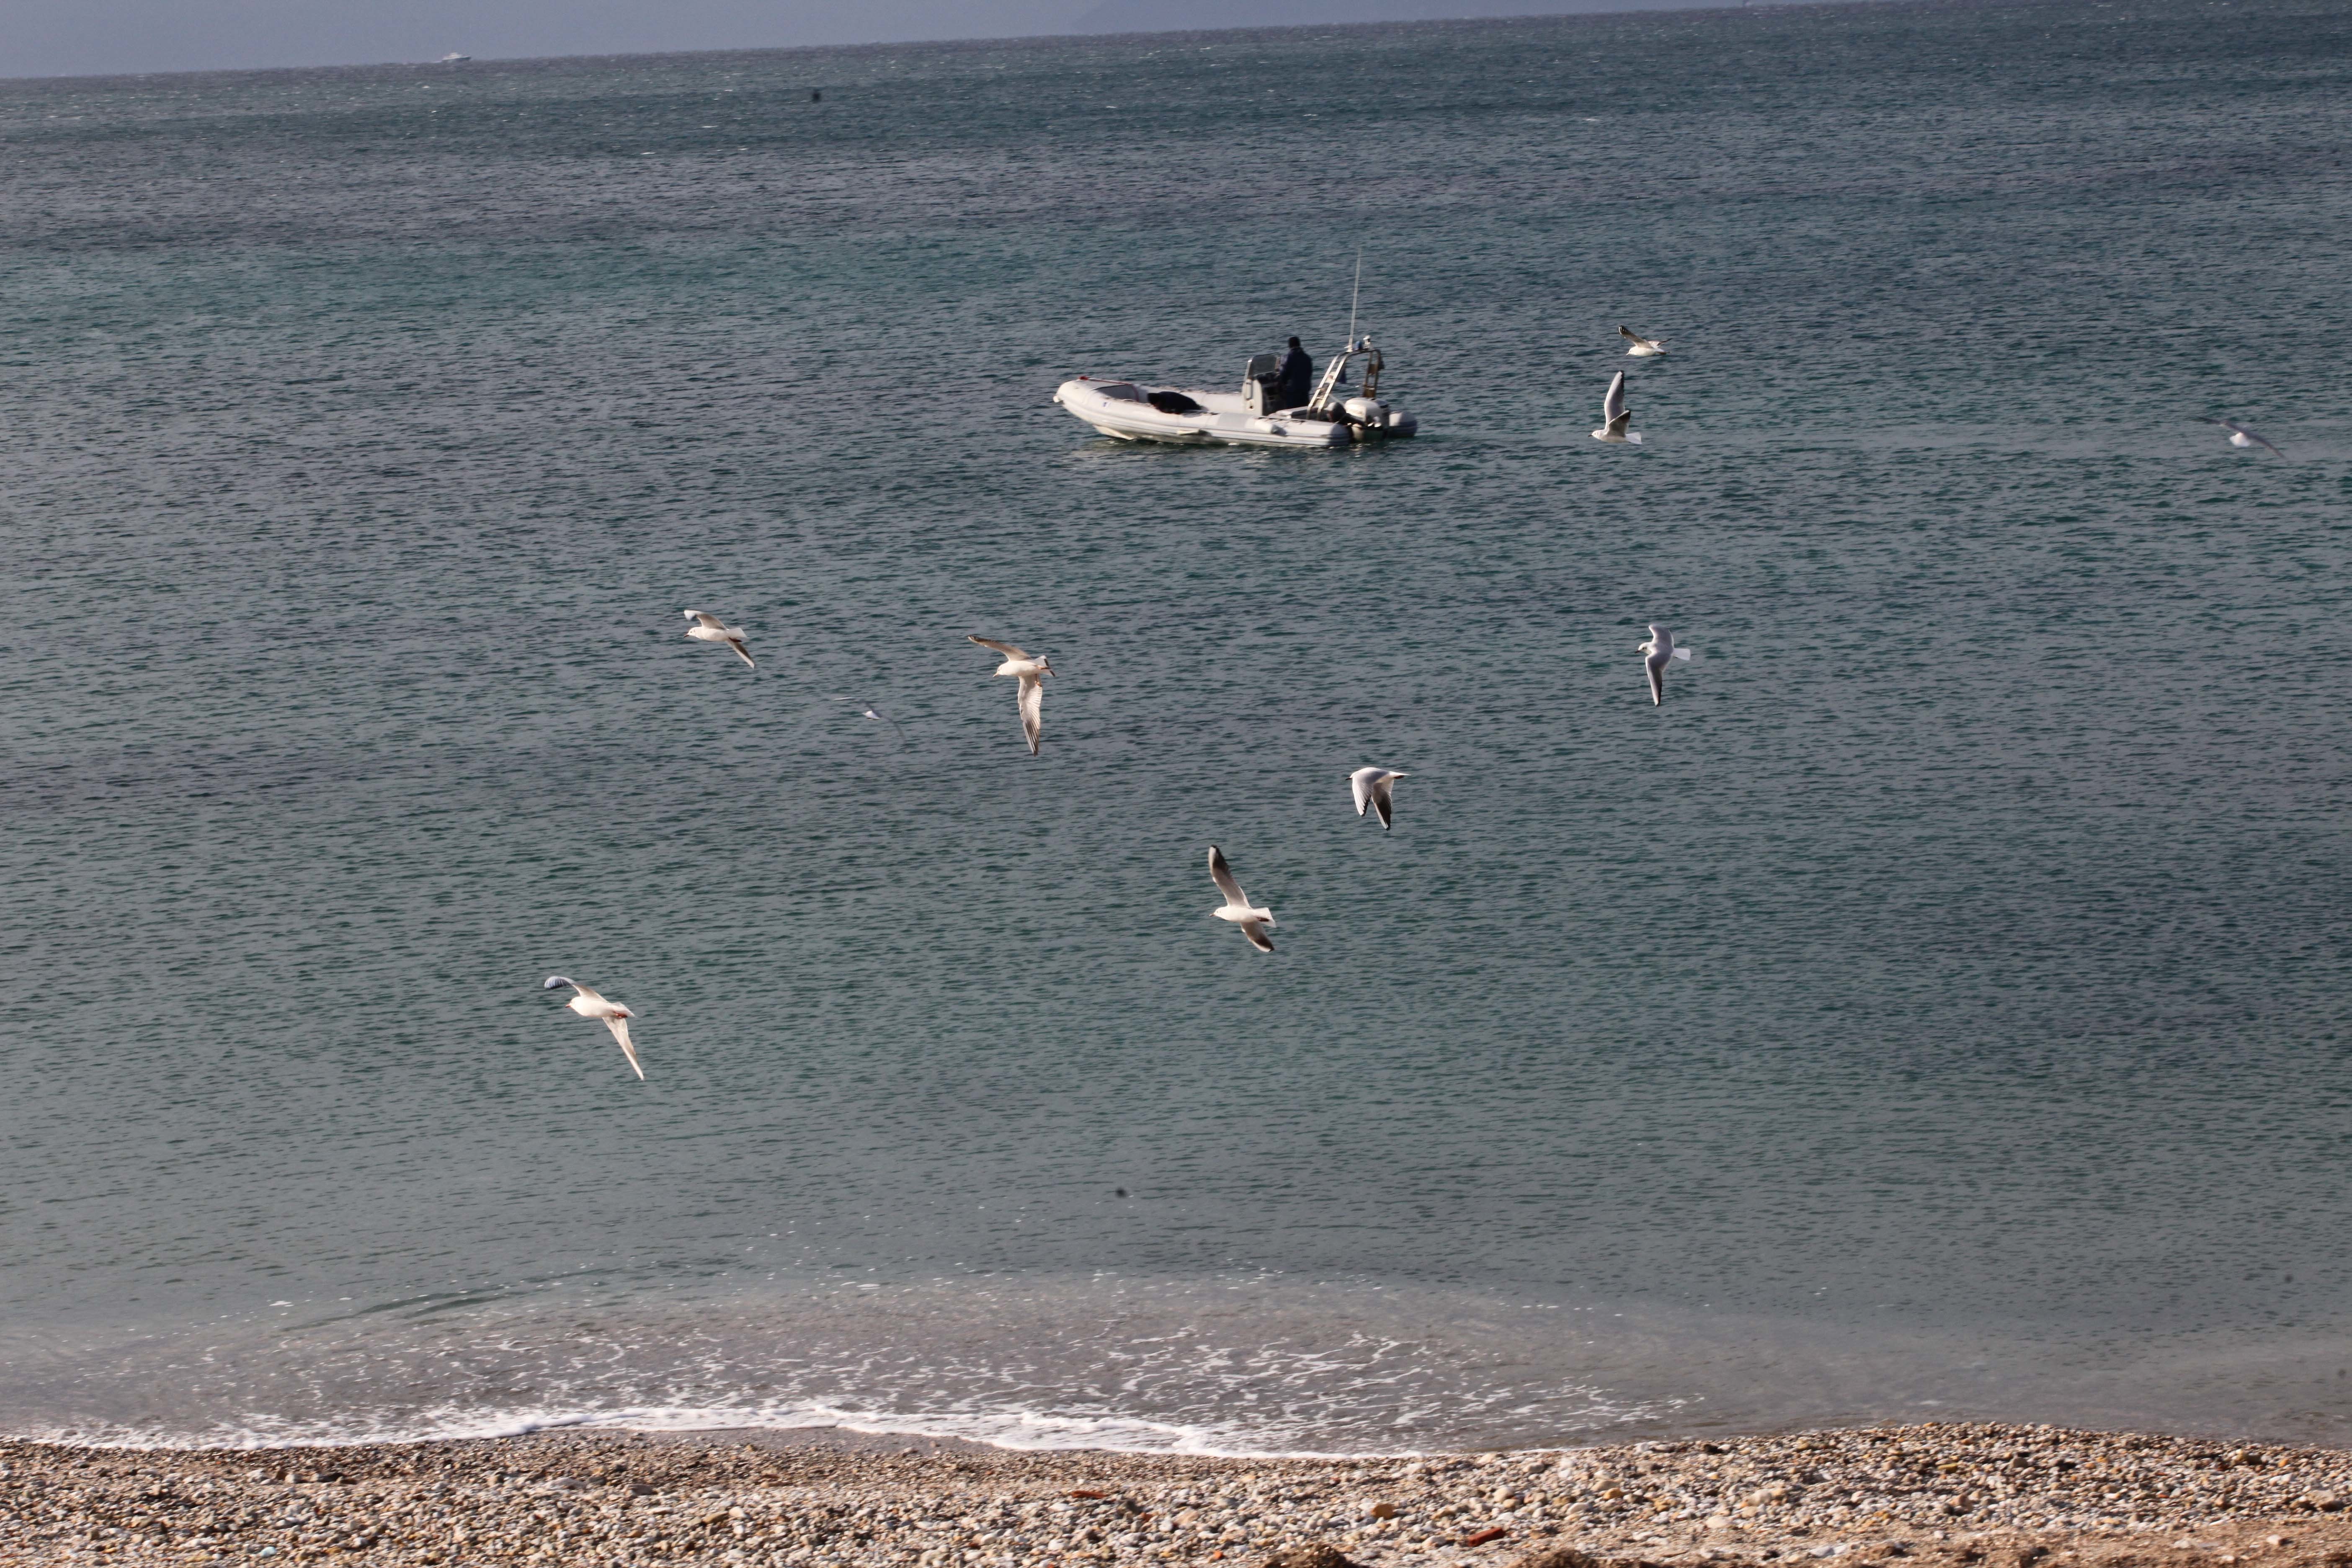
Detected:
left=4, top=0, right=2352, bottom=1453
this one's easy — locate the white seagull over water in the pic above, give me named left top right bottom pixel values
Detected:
left=1349, top=767, right=1408, bottom=831
left=2200, top=417, right=2284, bottom=457
left=682, top=609, right=754, bottom=668
left=969, top=635, right=1053, bottom=756
left=1638, top=624, right=1694, bottom=706
left=825, top=695, right=909, bottom=745
left=1619, top=325, right=1669, bottom=357
left=1207, top=846, right=1277, bottom=953
left=1593, top=371, right=1642, bottom=444
left=542, top=976, right=644, bottom=1079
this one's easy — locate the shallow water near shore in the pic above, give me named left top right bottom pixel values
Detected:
left=4, top=0, right=2352, bottom=1454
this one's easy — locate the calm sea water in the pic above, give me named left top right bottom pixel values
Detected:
left=5, top=0, right=2351, bottom=1456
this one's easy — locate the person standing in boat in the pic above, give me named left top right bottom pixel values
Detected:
left=1275, top=336, right=1313, bottom=409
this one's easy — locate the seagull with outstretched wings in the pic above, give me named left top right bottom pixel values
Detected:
left=1593, top=371, right=1641, bottom=444
left=682, top=609, right=754, bottom=668
left=969, top=635, right=1053, bottom=756
left=1349, top=767, right=1408, bottom=831
left=1638, top=624, right=1695, bottom=707
left=2200, top=417, right=2284, bottom=457
left=1207, top=846, right=1277, bottom=953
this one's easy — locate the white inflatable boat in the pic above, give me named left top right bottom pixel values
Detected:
left=1054, top=338, right=1418, bottom=449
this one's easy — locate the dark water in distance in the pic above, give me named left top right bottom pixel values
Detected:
left=4, top=0, right=2352, bottom=1455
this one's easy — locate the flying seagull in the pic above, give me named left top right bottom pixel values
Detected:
left=825, top=695, right=909, bottom=745
left=1349, top=767, right=1408, bottom=831
left=542, top=976, right=644, bottom=1079
left=1619, top=326, right=1668, bottom=357
left=1638, top=624, right=1694, bottom=706
left=969, top=635, right=1053, bottom=756
left=682, top=610, right=754, bottom=668
left=2200, top=417, right=2283, bottom=457
left=1207, top=846, right=1277, bottom=953
left=1593, top=371, right=1641, bottom=444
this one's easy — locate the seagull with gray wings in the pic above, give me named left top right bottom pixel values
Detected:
left=542, top=976, right=644, bottom=1079
left=1593, top=371, right=1641, bottom=444
left=826, top=695, right=909, bottom=746
left=2200, top=417, right=2283, bottom=456
left=969, top=635, right=1053, bottom=756
left=1207, top=846, right=1277, bottom=953
left=1349, top=767, right=1408, bottom=831
left=682, top=609, right=754, bottom=668
left=1638, top=624, right=1694, bottom=706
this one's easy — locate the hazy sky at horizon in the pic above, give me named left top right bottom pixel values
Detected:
left=4, top=0, right=1104, bottom=82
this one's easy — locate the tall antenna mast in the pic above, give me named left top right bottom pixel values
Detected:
left=1346, top=247, right=1363, bottom=349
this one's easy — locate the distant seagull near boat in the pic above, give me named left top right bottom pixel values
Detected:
left=1349, top=767, right=1408, bottom=831
left=1207, top=846, right=1277, bottom=953
left=682, top=609, right=754, bottom=668
left=2200, top=417, right=2283, bottom=457
left=1620, top=326, right=1668, bottom=356
left=969, top=635, right=1053, bottom=756
left=542, top=976, right=643, bottom=1079
left=1594, top=371, right=1641, bottom=444
left=1638, top=625, right=1695, bottom=706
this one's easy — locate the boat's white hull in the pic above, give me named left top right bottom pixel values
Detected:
left=1054, top=378, right=1416, bottom=449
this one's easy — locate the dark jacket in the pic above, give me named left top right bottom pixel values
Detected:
left=1276, top=346, right=1313, bottom=408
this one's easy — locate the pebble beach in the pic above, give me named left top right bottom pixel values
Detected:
left=7, top=1424, right=2352, bottom=1568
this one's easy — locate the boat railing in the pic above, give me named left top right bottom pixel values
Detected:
left=1306, top=339, right=1377, bottom=414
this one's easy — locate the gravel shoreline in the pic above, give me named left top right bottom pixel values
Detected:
left=7, top=1423, right=2352, bottom=1568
